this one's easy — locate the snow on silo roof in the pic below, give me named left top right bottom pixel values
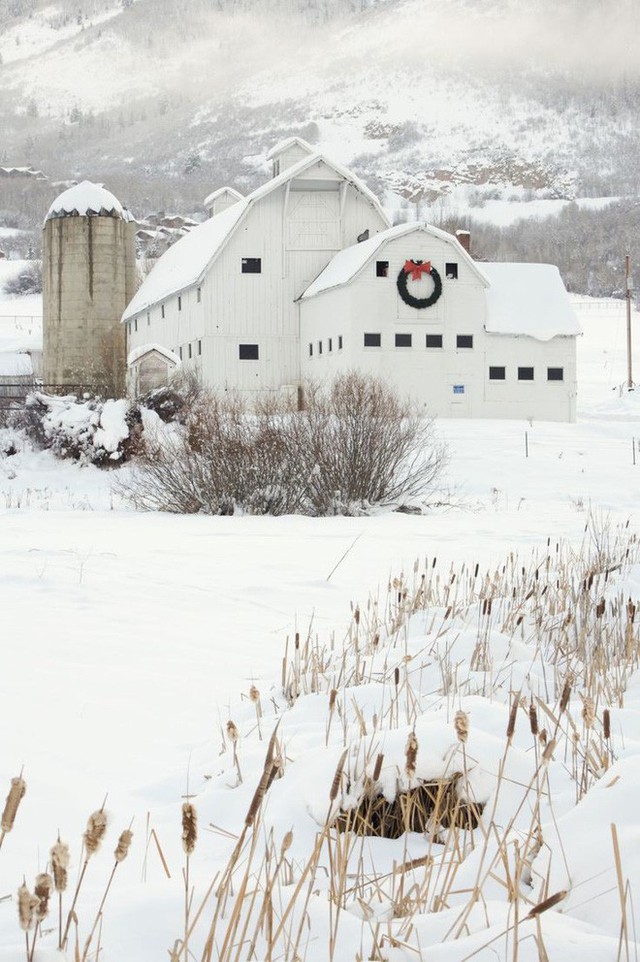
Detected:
left=45, top=181, right=134, bottom=223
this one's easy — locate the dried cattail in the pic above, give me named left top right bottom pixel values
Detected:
left=582, top=696, right=595, bottom=730
left=394, top=666, right=400, bottom=687
left=538, top=728, right=548, bottom=747
left=50, top=839, right=70, bottom=893
left=329, top=750, right=348, bottom=802
left=454, top=710, right=469, bottom=744
left=529, top=703, right=539, bottom=736
left=182, top=803, right=197, bottom=855
left=405, top=731, right=418, bottom=777
left=227, top=720, right=239, bottom=744
left=17, top=883, right=37, bottom=931
left=603, top=708, right=611, bottom=740
left=354, top=607, right=360, bottom=626
left=542, top=737, right=556, bottom=764
left=328, top=688, right=337, bottom=712
left=34, top=873, right=53, bottom=922
left=372, top=753, right=384, bottom=782
left=249, top=685, right=260, bottom=705
left=1, top=776, right=26, bottom=834
left=280, top=830, right=293, bottom=856
left=526, top=889, right=567, bottom=919
left=506, top=694, right=520, bottom=740
left=559, top=680, right=571, bottom=714
left=84, top=809, right=108, bottom=857
left=114, top=829, right=133, bottom=863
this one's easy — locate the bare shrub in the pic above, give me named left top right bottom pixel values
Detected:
left=120, top=373, right=446, bottom=516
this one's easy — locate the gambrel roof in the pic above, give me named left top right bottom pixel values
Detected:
left=123, top=153, right=389, bottom=322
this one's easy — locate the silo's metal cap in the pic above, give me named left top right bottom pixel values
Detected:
left=44, top=181, right=134, bottom=224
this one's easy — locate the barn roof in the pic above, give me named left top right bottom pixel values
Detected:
left=45, top=181, right=134, bottom=223
left=266, top=137, right=315, bottom=161
left=122, top=153, right=389, bottom=322
left=482, top=263, right=581, bottom=340
left=203, top=186, right=244, bottom=208
left=301, top=222, right=489, bottom=299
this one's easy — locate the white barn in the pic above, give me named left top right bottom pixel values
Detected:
left=123, top=139, right=580, bottom=421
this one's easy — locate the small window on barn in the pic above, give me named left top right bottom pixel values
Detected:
left=318, top=341, right=323, bottom=355
left=239, top=344, right=259, bottom=360
left=376, top=261, right=389, bottom=277
left=197, top=287, right=201, bottom=303
left=446, top=262, right=458, bottom=280
left=179, top=346, right=183, bottom=360
left=547, top=367, right=564, bottom=381
left=161, top=304, right=165, bottom=319
left=178, top=296, right=182, bottom=311
left=518, top=367, right=534, bottom=381
left=309, top=343, right=313, bottom=357
left=395, top=333, right=412, bottom=347
left=338, top=336, right=343, bottom=350
left=328, top=338, right=333, bottom=352
left=364, top=333, right=381, bottom=347
left=146, top=312, right=150, bottom=326
left=198, top=340, right=202, bottom=356
left=426, top=334, right=443, bottom=348
left=134, top=318, right=138, bottom=332
left=453, top=384, right=465, bottom=395
left=457, top=335, right=473, bottom=348
left=273, top=159, right=280, bottom=176
left=241, top=258, right=261, bottom=274
left=489, top=366, right=506, bottom=380
left=188, top=343, right=192, bottom=359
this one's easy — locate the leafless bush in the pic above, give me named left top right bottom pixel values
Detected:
left=120, top=373, right=447, bottom=516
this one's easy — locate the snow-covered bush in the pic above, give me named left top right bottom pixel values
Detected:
left=120, top=373, right=447, bottom=515
left=2, top=260, right=42, bottom=296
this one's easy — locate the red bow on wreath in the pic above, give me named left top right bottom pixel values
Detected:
left=404, top=260, right=432, bottom=281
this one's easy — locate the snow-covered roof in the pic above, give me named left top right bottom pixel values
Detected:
left=301, top=222, right=488, bottom=299
left=483, top=263, right=581, bottom=340
left=266, top=137, right=314, bottom=161
left=203, top=186, right=244, bottom=208
left=0, top=351, right=33, bottom=376
left=45, top=181, right=134, bottom=223
left=123, top=152, right=389, bottom=322
left=127, top=343, right=182, bottom=366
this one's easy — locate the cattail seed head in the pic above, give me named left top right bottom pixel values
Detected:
left=529, top=703, right=539, bottom=736
left=280, top=830, right=293, bottom=856
left=542, top=737, right=556, bottom=764
left=372, top=753, right=384, bottom=783
left=582, top=696, right=595, bottom=730
left=114, top=829, right=133, bottom=863
left=526, top=889, right=567, bottom=919
left=227, top=720, right=239, bottom=744
left=454, top=710, right=469, bottom=744
left=84, top=809, right=108, bottom=858
left=506, top=695, right=520, bottom=740
left=182, top=803, right=197, bottom=855
left=17, top=883, right=37, bottom=931
left=328, top=688, right=337, bottom=712
left=559, top=680, right=571, bottom=714
left=50, top=839, right=69, bottom=893
left=539, top=728, right=548, bottom=747
left=405, top=731, right=418, bottom=777
left=249, top=685, right=260, bottom=705
left=394, top=666, right=400, bottom=687
left=329, top=750, right=347, bottom=802
left=1, top=776, right=26, bottom=834
left=34, top=873, right=53, bottom=922
left=603, top=708, right=611, bottom=740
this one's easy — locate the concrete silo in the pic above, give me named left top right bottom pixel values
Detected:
left=43, top=181, right=137, bottom=396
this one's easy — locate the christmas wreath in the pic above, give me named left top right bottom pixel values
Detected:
left=397, top=260, right=442, bottom=309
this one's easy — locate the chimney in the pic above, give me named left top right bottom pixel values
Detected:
left=456, top=229, right=471, bottom=255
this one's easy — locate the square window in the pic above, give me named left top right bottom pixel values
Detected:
left=197, top=287, right=201, bottom=303
left=364, top=333, right=381, bottom=347
left=426, top=334, right=443, bottom=348
left=518, top=367, right=534, bottom=381
left=338, top=336, right=343, bottom=350
left=328, top=338, right=333, bottom=352
left=241, top=257, right=261, bottom=273
left=188, top=343, right=192, bottom=359
left=456, top=334, right=473, bottom=348
left=178, top=295, right=182, bottom=311
left=198, top=340, right=202, bottom=356
left=376, top=260, right=389, bottom=277
left=453, top=384, right=465, bottom=395
left=318, top=341, right=323, bottom=355
left=446, top=262, right=458, bottom=280
left=161, top=304, right=165, bottom=319
left=489, top=366, right=506, bottom=380
left=395, top=333, right=412, bottom=347
left=309, top=343, right=313, bottom=357
left=547, top=367, right=564, bottom=381
left=239, top=343, right=259, bottom=360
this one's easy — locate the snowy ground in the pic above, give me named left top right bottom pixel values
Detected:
left=0, top=297, right=639, bottom=960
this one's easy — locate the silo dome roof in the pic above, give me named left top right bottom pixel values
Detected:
left=45, top=181, right=134, bottom=223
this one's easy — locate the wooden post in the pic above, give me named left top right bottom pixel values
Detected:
left=626, top=255, right=633, bottom=391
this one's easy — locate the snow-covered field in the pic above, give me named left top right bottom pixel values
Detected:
left=0, top=298, right=639, bottom=961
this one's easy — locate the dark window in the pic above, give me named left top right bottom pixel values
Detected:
left=188, top=343, right=192, bottom=359
left=376, top=260, right=389, bottom=277
left=146, top=312, right=150, bottom=326
left=178, top=295, right=182, bottom=311
left=198, top=340, right=202, bottom=356
left=241, top=258, right=261, bottom=273
left=197, top=287, right=201, bottom=303
left=364, top=333, right=381, bottom=347
left=395, top=333, right=412, bottom=347
left=457, top=335, right=473, bottom=348
left=309, top=343, right=313, bottom=357
left=161, top=304, right=165, bottom=319
left=453, top=384, right=465, bottom=395
left=239, top=343, right=259, bottom=360
left=338, top=336, right=343, bottom=350
left=318, top=341, right=323, bottom=355
left=328, top=338, right=332, bottom=352
left=134, top=318, right=138, bottom=332
left=445, top=262, right=458, bottom=280
left=273, top=159, right=280, bottom=176
left=518, top=367, right=534, bottom=381
left=426, top=334, right=443, bottom=348
left=547, top=367, right=564, bottom=381
left=489, top=366, right=506, bottom=380
left=179, top=346, right=183, bottom=360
